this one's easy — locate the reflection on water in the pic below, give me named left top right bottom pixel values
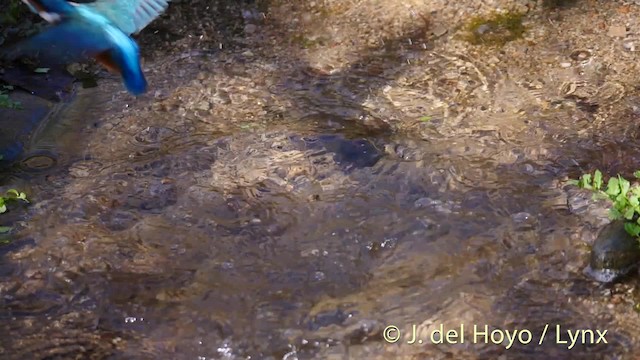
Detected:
left=3, top=0, right=640, bottom=359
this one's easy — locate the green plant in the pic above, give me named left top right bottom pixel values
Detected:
left=0, top=189, right=30, bottom=238
left=0, top=189, right=29, bottom=213
left=0, top=86, right=22, bottom=109
left=570, top=170, right=640, bottom=237
left=0, top=0, right=25, bottom=26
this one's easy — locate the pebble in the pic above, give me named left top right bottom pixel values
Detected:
left=244, top=24, right=257, bottom=34
left=624, top=41, right=635, bottom=51
left=196, top=101, right=210, bottom=111
left=608, top=25, right=627, bottom=37
left=432, top=26, right=448, bottom=37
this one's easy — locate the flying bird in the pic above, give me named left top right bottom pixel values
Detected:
left=4, top=0, right=170, bottom=95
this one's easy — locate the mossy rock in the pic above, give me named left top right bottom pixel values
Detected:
left=462, top=12, right=525, bottom=47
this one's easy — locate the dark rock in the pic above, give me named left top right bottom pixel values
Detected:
left=292, top=134, right=383, bottom=172
left=584, top=220, right=640, bottom=283
left=0, top=89, right=53, bottom=164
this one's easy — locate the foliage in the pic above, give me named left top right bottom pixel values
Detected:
left=0, top=188, right=29, bottom=213
left=0, top=0, right=25, bottom=26
left=0, top=188, right=29, bottom=238
left=0, top=86, right=22, bottom=109
left=570, top=170, right=640, bottom=237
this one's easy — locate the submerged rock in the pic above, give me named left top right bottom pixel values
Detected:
left=0, top=64, right=77, bottom=166
left=462, top=12, right=526, bottom=46
left=584, top=221, right=640, bottom=283
left=292, top=134, right=383, bottom=172
left=0, top=90, right=54, bottom=165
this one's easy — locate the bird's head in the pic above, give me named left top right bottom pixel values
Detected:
left=21, top=0, right=75, bottom=22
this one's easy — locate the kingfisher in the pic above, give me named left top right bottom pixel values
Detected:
left=3, top=0, right=170, bottom=95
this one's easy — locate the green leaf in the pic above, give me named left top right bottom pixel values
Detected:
left=624, top=207, right=635, bottom=220
left=625, top=222, right=640, bottom=237
left=0, top=92, right=21, bottom=109
left=593, top=170, right=603, bottom=190
left=631, top=195, right=640, bottom=208
left=580, top=173, right=592, bottom=189
left=419, top=116, right=432, bottom=122
left=6, top=189, right=28, bottom=203
left=634, top=170, right=640, bottom=179
left=567, top=179, right=580, bottom=186
left=0, top=226, right=12, bottom=233
left=33, top=67, right=50, bottom=74
left=619, top=175, right=630, bottom=195
left=615, top=193, right=628, bottom=206
left=610, top=207, right=623, bottom=220
left=0, top=204, right=8, bottom=214
left=606, top=177, right=621, bottom=197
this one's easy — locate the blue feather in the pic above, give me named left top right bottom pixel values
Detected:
left=4, top=18, right=112, bottom=63
left=23, top=0, right=170, bottom=35
left=4, top=17, right=147, bottom=95
left=4, top=0, right=166, bottom=95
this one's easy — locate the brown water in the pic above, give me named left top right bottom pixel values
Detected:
left=3, top=0, right=640, bottom=359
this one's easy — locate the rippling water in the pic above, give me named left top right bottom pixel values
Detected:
left=3, top=0, right=640, bottom=359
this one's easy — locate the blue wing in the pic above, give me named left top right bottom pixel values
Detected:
left=3, top=18, right=112, bottom=64
left=22, top=0, right=169, bottom=35
left=11, top=0, right=152, bottom=95
left=74, top=0, right=170, bottom=35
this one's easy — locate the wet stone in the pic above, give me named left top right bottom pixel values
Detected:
left=343, top=319, right=383, bottom=345
left=196, top=101, right=211, bottom=111
left=133, top=158, right=172, bottom=178
left=585, top=220, right=640, bottom=283
left=566, top=187, right=610, bottom=227
left=387, top=143, right=421, bottom=161
left=292, top=135, right=383, bottom=172
left=245, top=24, right=258, bottom=34
left=1, top=64, right=76, bottom=102
left=0, top=91, right=56, bottom=165
left=624, top=41, right=635, bottom=52
left=569, top=50, right=591, bottom=61
left=134, top=126, right=177, bottom=144
left=608, top=25, right=627, bottom=37
left=124, top=181, right=178, bottom=212
left=511, top=212, right=538, bottom=231
left=99, top=210, right=140, bottom=232
left=131, top=147, right=216, bottom=177
left=20, top=153, right=58, bottom=172
left=307, top=309, right=351, bottom=331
